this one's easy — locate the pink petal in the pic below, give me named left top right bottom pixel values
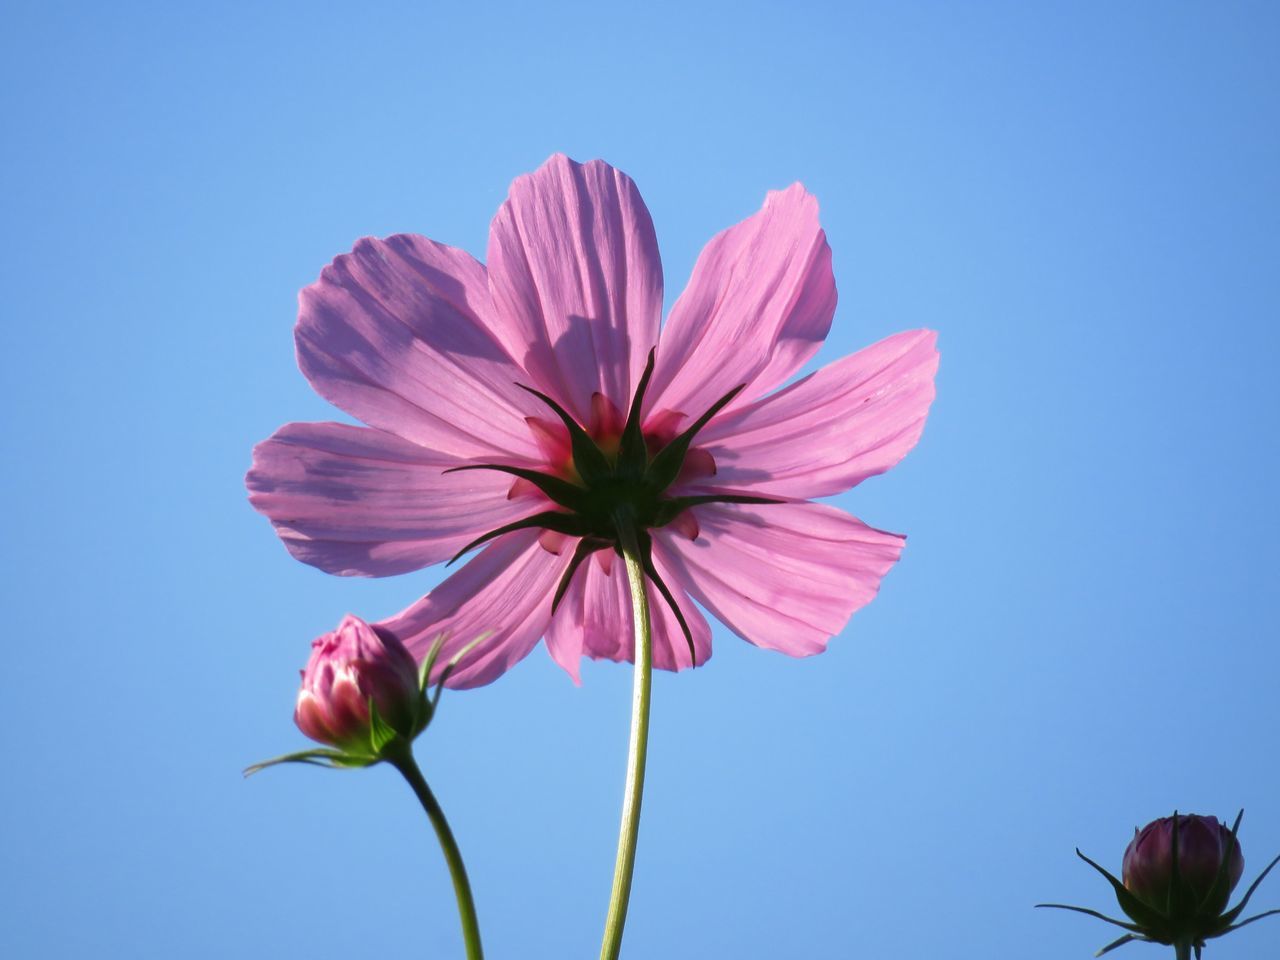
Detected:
left=545, top=546, right=711, bottom=683
left=376, top=531, right=569, bottom=689
left=247, top=422, right=531, bottom=577
left=647, top=184, right=836, bottom=418
left=656, top=502, right=905, bottom=657
left=294, top=693, right=337, bottom=745
left=487, top=154, right=663, bottom=424
left=694, top=330, right=939, bottom=499
left=296, top=233, right=541, bottom=460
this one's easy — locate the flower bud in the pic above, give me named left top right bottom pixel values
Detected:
left=1037, top=810, right=1280, bottom=957
left=294, top=614, right=422, bottom=754
left=1123, top=814, right=1244, bottom=916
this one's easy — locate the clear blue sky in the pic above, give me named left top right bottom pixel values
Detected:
left=3, top=2, right=1278, bottom=958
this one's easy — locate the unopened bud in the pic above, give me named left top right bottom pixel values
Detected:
left=294, top=614, right=421, bottom=754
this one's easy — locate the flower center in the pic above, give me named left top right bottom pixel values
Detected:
left=445, top=349, right=778, bottom=660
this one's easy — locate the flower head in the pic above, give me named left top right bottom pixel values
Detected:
left=247, top=155, right=939, bottom=687
left=294, top=614, right=422, bottom=753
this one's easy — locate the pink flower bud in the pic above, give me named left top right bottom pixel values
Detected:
left=294, top=614, right=421, bottom=753
left=1123, top=814, right=1244, bottom=914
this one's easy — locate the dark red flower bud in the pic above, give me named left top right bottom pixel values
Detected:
left=1122, top=814, right=1244, bottom=916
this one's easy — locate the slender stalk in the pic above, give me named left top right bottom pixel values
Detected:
left=387, top=746, right=484, bottom=960
left=1174, top=941, right=1192, bottom=960
left=598, top=520, right=654, bottom=960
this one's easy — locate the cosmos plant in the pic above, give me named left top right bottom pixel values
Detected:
left=247, top=616, right=487, bottom=958
left=247, top=155, right=938, bottom=957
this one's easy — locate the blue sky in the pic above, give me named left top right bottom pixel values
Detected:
left=3, top=2, right=1278, bottom=958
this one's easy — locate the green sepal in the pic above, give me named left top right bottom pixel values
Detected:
left=448, top=510, right=591, bottom=565
left=1223, top=907, right=1280, bottom=933
left=414, top=629, right=486, bottom=710
left=1198, top=809, right=1244, bottom=917
left=418, top=633, right=448, bottom=695
left=1034, top=903, right=1145, bottom=935
left=1218, top=850, right=1280, bottom=927
left=552, top=538, right=610, bottom=612
left=367, top=698, right=400, bottom=754
left=444, top=463, right=586, bottom=511
left=1074, top=848, right=1170, bottom=933
left=517, top=383, right=613, bottom=485
left=1167, top=812, right=1192, bottom=921
left=645, top=383, right=744, bottom=492
left=616, top=349, right=656, bottom=476
left=431, top=631, right=490, bottom=707
left=654, top=492, right=783, bottom=527
left=639, top=536, right=696, bottom=664
left=1095, top=933, right=1142, bottom=956
left=242, top=748, right=377, bottom=777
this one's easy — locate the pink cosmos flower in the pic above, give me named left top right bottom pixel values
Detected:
left=247, top=155, right=938, bottom=688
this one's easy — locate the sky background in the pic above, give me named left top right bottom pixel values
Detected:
left=3, top=2, right=1278, bottom=958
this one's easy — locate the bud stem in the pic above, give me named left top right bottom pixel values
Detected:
left=1174, top=941, right=1192, bottom=960
left=598, top=517, right=654, bottom=960
left=387, top=746, right=484, bottom=960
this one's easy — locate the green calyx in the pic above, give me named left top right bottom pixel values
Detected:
left=446, top=349, right=779, bottom=663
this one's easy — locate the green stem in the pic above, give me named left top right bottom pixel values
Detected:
left=388, top=747, right=484, bottom=960
left=1174, top=941, right=1192, bottom=960
left=598, top=521, right=654, bottom=960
